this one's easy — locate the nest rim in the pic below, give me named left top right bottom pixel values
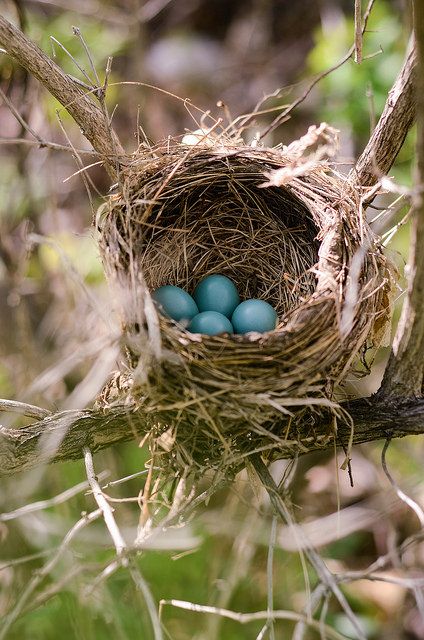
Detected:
left=96, top=136, right=392, bottom=473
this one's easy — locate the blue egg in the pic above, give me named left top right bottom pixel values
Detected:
left=231, top=299, right=278, bottom=334
left=152, top=285, right=198, bottom=323
left=188, top=311, right=233, bottom=336
left=193, top=274, right=240, bottom=318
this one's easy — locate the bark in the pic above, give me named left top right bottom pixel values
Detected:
left=0, top=408, right=148, bottom=476
left=2, top=397, right=424, bottom=476
left=0, top=14, right=126, bottom=178
left=377, top=2, right=424, bottom=397
left=353, top=46, right=416, bottom=188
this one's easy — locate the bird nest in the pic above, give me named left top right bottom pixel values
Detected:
left=97, top=128, right=392, bottom=476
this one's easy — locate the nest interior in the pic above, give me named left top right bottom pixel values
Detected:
left=98, top=142, right=392, bottom=474
left=137, top=156, right=319, bottom=317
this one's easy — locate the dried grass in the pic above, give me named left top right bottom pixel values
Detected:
left=96, top=129, right=392, bottom=476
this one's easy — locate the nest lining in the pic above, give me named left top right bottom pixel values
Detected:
left=98, top=141, right=392, bottom=473
left=137, top=160, right=319, bottom=318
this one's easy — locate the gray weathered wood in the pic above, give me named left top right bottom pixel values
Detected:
left=353, top=46, right=416, bottom=188
left=0, top=14, right=125, bottom=177
left=2, top=397, right=424, bottom=476
left=377, top=5, right=424, bottom=397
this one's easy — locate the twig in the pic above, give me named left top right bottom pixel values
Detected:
left=0, top=86, right=43, bottom=142
left=0, top=509, right=102, bottom=640
left=49, top=35, right=94, bottom=88
left=72, top=27, right=122, bottom=182
left=83, top=447, right=126, bottom=556
left=159, top=599, right=347, bottom=640
left=0, top=549, right=53, bottom=572
left=259, top=0, right=376, bottom=139
left=83, top=448, right=164, bottom=640
left=206, top=505, right=258, bottom=640
left=0, top=398, right=51, bottom=420
left=381, top=439, right=424, bottom=527
left=292, top=584, right=328, bottom=640
left=354, top=0, right=363, bottom=64
left=83, top=557, right=121, bottom=597
left=101, top=468, right=150, bottom=489
left=0, top=136, right=100, bottom=154
left=251, top=455, right=367, bottom=640
left=20, top=563, right=98, bottom=616
left=319, top=592, right=331, bottom=640
left=260, top=516, right=278, bottom=640
left=55, top=110, right=100, bottom=217
left=128, top=559, right=165, bottom=640
left=0, top=15, right=126, bottom=177
left=0, top=473, right=107, bottom=521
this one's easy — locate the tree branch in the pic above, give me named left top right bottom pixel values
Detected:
left=0, top=14, right=126, bottom=177
left=353, top=44, right=416, bottom=188
left=377, top=2, right=424, bottom=397
left=0, top=408, right=150, bottom=476
left=2, top=397, right=424, bottom=476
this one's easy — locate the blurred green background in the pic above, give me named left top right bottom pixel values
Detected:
left=1, top=1, right=422, bottom=638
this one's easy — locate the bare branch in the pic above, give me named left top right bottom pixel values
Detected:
left=353, top=44, right=416, bottom=188
left=251, top=455, right=367, bottom=640
left=84, top=449, right=163, bottom=640
left=0, top=14, right=126, bottom=177
left=0, top=136, right=100, bottom=154
left=159, top=599, right=346, bottom=640
left=3, top=396, right=424, bottom=476
left=378, top=3, right=424, bottom=397
left=354, top=0, right=363, bottom=64
left=0, top=407, right=149, bottom=475
left=0, top=398, right=51, bottom=420
left=83, top=447, right=127, bottom=556
left=0, top=473, right=107, bottom=522
left=381, top=439, right=424, bottom=527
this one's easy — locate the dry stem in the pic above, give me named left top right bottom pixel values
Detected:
left=260, top=0, right=376, bottom=139
left=82, top=448, right=163, bottom=639
left=0, top=509, right=102, bottom=640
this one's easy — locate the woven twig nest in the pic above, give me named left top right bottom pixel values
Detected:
left=97, top=126, right=392, bottom=475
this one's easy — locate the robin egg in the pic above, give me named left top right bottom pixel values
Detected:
left=188, top=311, right=233, bottom=336
left=152, top=285, right=198, bottom=323
left=193, top=274, right=240, bottom=318
left=231, top=299, right=278, bottom=334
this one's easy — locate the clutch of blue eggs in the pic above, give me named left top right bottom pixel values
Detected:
left=152, top=274, right=278, bottom=336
